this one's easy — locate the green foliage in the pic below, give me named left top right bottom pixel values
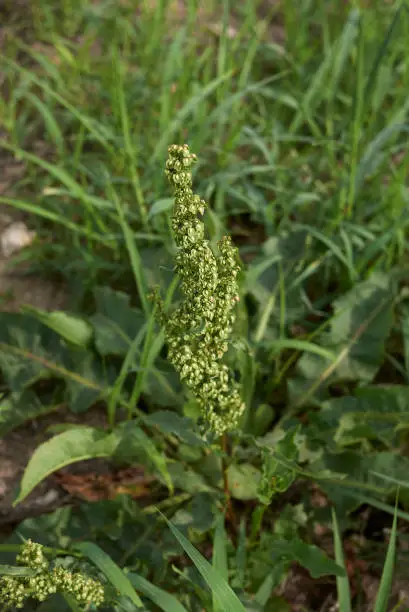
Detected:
left=1, top=1, right=409, bottom=610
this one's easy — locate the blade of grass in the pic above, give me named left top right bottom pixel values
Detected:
left=265, top=339, right=337, bottom=361
left=0, top=140, right=109, bottom=235
left=212, top=513, right=229, bottom=612
left=373, top=498, right=398, bottom=612
left=345, top=15, right=365, bottom=219
left=151, top=70, right=234, bottom=162
left=162, top=514, right=247, bottom=612
left=108, top=182, right=149, bottom=316
left=74, top=541, right=144, bottom=608
left=0, top=196, right=116, bottom=249
left=129, top=311, right=163, bottom=416
left=1, top=57, right=116, bottom=156
left=16, top=90, right=65, bottom=157
left=331, top=509, right=352, bottom=612
left=111, top=45, right=148, bottom=226
left=127, top=572, right=189, bottom=612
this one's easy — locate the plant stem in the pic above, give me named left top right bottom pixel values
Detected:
left=221, top=433, right=236, bottom=529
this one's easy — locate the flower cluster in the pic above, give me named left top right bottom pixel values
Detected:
left=0, top=539, right=104, bottom=609
left=151, top=144, right=245, bottom=436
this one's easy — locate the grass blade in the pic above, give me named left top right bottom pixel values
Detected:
left=151, top=70, right=234, bottom=162
left=163, top=514, right=247, bottom=612
left=373, top=499, right=398, bottom=612
left=332, top=509, right=352, bottom=612
left=212, top=513, right=229, bottom=612
left=74, top=541, right=144, bottom=608
left=127, top=572, right=189, bottom=612
left=109, top=183, right=149, bottom=316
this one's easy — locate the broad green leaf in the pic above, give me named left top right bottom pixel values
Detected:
left=0, top=391, right=56, bottom=436
left=23, top=307, right=93, bottom=347
left=332, top=509, right=352, bottom=612
left=74, top=542, right=144, bottom=608
left=163, top=515, right=248, bottom=612
left=0, top=313, right=62, bottom=388
left=143, top=411, right=205, bottom=446
left=13, top=427, right=119, bottom=506
left=0, top=313, right=103, bottom=411
left=290, top=273, right=394, bottom=406
left=144, top=361, right=183, bottom=407
left=317, top=451, right=409, bottom=513
left=90, top=286, right=145, bottom=356
left=114, top=422, right=173, bottom=493
left=227, top=463, right=261, bottom=500
left=168, top=462, right=213, bottom=494
left=270, top=538, right=345, bottom=578
left=191, top=493, right=216, bottom=532
left=312, top=386, right=409, bottom=449
left=127, top=572, right=188, bottom=612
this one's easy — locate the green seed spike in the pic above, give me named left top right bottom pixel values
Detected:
left=150, top=144, right=245, bottom=436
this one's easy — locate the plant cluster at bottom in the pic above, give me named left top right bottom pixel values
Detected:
left=0, top=539, right=104, bottom=609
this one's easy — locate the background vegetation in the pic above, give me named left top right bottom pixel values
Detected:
left=1, top=0, right=409, bottom=610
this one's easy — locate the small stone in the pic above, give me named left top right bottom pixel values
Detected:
left=1, top=222, right=36, bottom=258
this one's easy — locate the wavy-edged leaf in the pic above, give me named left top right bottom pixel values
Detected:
left=270, top=538, right=345, bottom=578
left=311, top=386, right=409, bottom=449
left=0, top=313, right=104, bottom=412
left=13, top=427, right=119, bottom=506
left=316, top=451, right=409, bottom=513
left=290, top=273, right=394, bottom=406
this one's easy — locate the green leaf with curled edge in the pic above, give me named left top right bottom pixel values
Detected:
left=270, top=538, right=346, bottom=579
left=258, top=426, right=299, bottom=505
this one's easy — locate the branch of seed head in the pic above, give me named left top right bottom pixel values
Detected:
left=0, top=540, right=104, bottom=609
left=150, top=144, right=245, bottom=436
